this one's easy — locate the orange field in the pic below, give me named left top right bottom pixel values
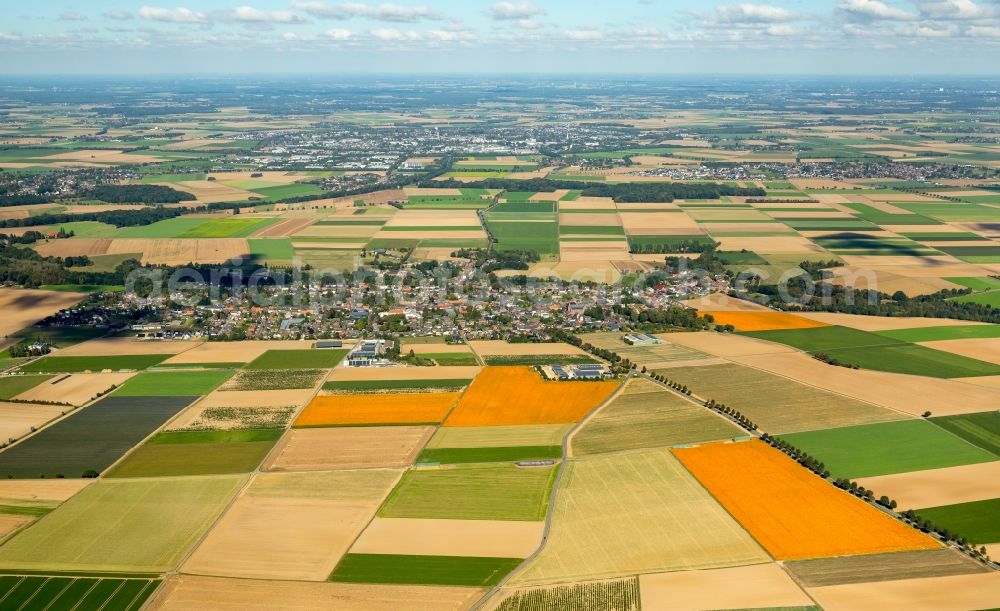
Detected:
left=672, top=440, right=938, bottom=560
left=444, top=366, right=620, bottom=427
left=294, top=392, right=460, bottom=427
left=702, top=311, right=829, bottom=332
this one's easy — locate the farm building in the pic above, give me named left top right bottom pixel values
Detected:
left=623, top=333, right=663, bottom=346
left=542, top=363, right=612, bottom=381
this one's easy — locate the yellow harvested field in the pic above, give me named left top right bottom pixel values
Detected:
left=295, top=224, right=380, bottom=239
left=351, top=518, right=544, bottom=558
left=105, top=239, right=250, bottom=265
left=373, top=230, right=486, bottom=240
left=830, top=269, right=965, bottom=297
left=509, top=449, right=768, bottom=585
left=13, top=372, right=135, bottom=406
left=426, top=424, right=572, bottom=449
left=855, top=462, right=1000, bottom=509
left=152, top=575, right=483, bottom=611
left=639, top=563, right=813, bottom=611
left=0, top=515, right=33, bottom=541
left=33, top=239, right=112, bottom=258
left=400, top=343, right=474, bottom=355
left=680, top=293, right=771, bottom=312
left=196, top=389, right=316, bottom=408
left=557, top=213, right=622, bottom=226
left=619, top=212, right=699, bottom=233
left=806, top=572, right=1000, bottom=611
left=557, top=197, right=615, bottom=210
left=383, top=209, right=482, bottom=227
left=57, top=338, right=199, bottom=356
left=793, top=312, right=991, bottom=331
left=161, top=340, right=318, bottom=364
left=0, top=288, right=86, bottom=336
left=252, top=217, right=316, bottom=237
left=469, top=339, right=587, bottom=356
left=961, top=375, right=1000, bottom=389
left=0, top=479, right=92, bottom=503
left=327, top=366, right=481, bottom=381
left=183, top=470, right=401, bottom=581
left=265, top=426, right=433, bottom=471
left=715, top=236, right=826, bottom=253
left=403, top=187, right=463, bottom=196
left=525, top=261, right=624, bottom=284
left=166, top=181, right=255, bottom=203
left=39, top=149, right=168, bottom=164
left=919, top=338, right=1000, bottom=365
left=0, top=401, right=66, bottom=442
left=296, top=392, right=460, bottom=426
left=731, top=352, right=1000, bottom=417
left=658, top=331, right=796, bottom=357
left=703, top=311, right=828, bottom=332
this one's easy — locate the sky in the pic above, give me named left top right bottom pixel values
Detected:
left=1, top=0, right=999, bottom=75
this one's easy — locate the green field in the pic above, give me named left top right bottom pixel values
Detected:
left=245, top=349, right=347, bottom=369
left=378, top=463, right=557, bottom=521
left=322, top=379, right=471, bottom=392
left=915, top=499, right=1000, bottom=543
left=559, top=225, right=626, bottom=236
left=743, top=326, right=899, bottom=352
left=115, top=217, right=210, bottom=238
left=0, top=575, right=159, bottom=611
left=416, top=446, right=562, bottom=464
left=487, top=219, right=559, bottom=254
left=112, top=369, right=233, bottom=396
left=329, top=554, right=521, bottom=586
left=481, top=355, right=599, bottom=366
left=177, top=217, right=278, bottom=238
left=778, top=419, right=997, bottom=479
left=929, top=412, right=1000, bottom=456
left=945, top=277, right=1000, bottom=292
left=875, top=325, right=1000, bottom=342
left=52, top=221, right=121, bottom=238
left=246, top=183, right=323, bottom=201
left=0, top=375, right=52, bottom=400
left=0, top=475, right=245, bottom=572
left=106, top=429, right=282, bottom=478
left=223, top=368, right=325, bottom=391
left=951, top=290, right=1000, bottom=307
left=492, top=201, right=555, bottom=213
left=20, top=354, right=169, bottom=373
left=422, top=352, right=479, bottom=366
left=572, top=380, right=740, bottom=456
left=38, top=284, right=125, bottom=293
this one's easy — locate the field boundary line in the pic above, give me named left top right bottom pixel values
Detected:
left=471, top=373, right=629, bottom=609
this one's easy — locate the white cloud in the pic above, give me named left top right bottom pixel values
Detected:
left=488, top=2, right=545, bottom=21
left=914, top=0, right=993, bottom=20
left=59, top=11, right=88, bottom=22
left=516, top=19, right=543, bottom=30
left=836, top=0, right=916, bottom=21
left=715, top=4, right=800, bottom=23
left=0, top=32, right=19, bottom=41
left=765, top=24, right=798, bottom=35
left=565, top=29, right=602, bottom=40
left=138, top=6, right=207, bottom=23
left=292, top=2, right=441, bottom=22
left=427, top=28, right=475, bottom=41
left=324, top=27, right=354, bottom=39
left=225, top=6, right=307, bottom=24
left=966, top=24, right=1000, bottom=36
left=371, top=27, right=420, bottom=40
left=104, top=11, right=134, bottom=20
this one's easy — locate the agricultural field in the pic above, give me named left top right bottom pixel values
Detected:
left=571, top=378, right=740, bottom=456
left=444, top=367, right=619, bottom=427
left=112, top=369, right=233, bottom=396
left=0, top=288, right=86, bottom=338
left=510, top=448, right=768, bottom=585
left=489, top=578, right=640, bottom=611
left=19, top=354, right=169, bottom=373
left=296, top=392, right=460, bottom=427
left=0, top=395, right=196, bottom=478
left=245, top=349, right=347, bottom=369
left=637, top=563, right=814, bottom=611
left=0, top=375, right=53, bottom=400
left=929, top=412, right=1000, bottom=455
left=10, top=372, right=134, bottom=406
left=329, top=554, right=522, bottom=587
left=579, top=332, right=711, bottom=368
left=0, top=475, right=245, bottom=572
left=783, top=548, right=987, bottom=587
left=0, top=576, right=160, bottom=611
left=378, top=463, right=557, bottom=522
left=220, top=368, right=325, bottom=391
left=655, top=363, right=902, bottom=433
left=778, top=420, right=997, bottom=479
left=266, top=426, right=433, bottom=471
left=915, top=498, right=1000, bottom=545
left=672, top=440, right=938, bottom=560
left=106, top=429, right=282, bottom=478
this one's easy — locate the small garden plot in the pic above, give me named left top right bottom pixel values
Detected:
left=0, top=375, right=52, bottom=400
left=571, top=379, right=740, bottom=456
left=657, top=363, right=902, bottom=434
left=221, top=368, right=325, bottom=391
left=19, top=354, right=169, bottom=373
left=329, top=554, right=521, bottom=587
left=510, top=448, right=768, bottom=586
left=0, top=576, right=160, bottom=611
left=876, top=324, right=1000, bottom=343
left=672, top=440, right=937, bottom=560
left=378, top=463, right=557, bottom=521
left=182, top=470, right=399, bottom=581
left=0, top=395, right=196, bottom=479
left=245, top=349, right=347, bottom=369
left=113, top=369, right=233, bottom=396
left=426, top=424, right=573, bottom=450
left=295, top=392, right=460, bottom=427
left=416, top=446, right=562, bottom=464
left=106, top=429, right=283, bottom=478
left=0, top=475, right=245, bottom=572
left=779, top=420, right=996, bottom=479
left=492, top=578, right=640, bottom=611
left=266, top=426, right=433, bottom=471
left=445, top=367, right=619, bottom=427
left=322, top=379, right=471, bottom=393
left=914, top=498, right=1000, bottom=545
left=783, top=548, right=986, bottom=587
left=929, top=412, right=1000, bottom=456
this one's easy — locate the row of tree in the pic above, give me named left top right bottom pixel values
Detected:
left=420, top=178, right=765, bottom=202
